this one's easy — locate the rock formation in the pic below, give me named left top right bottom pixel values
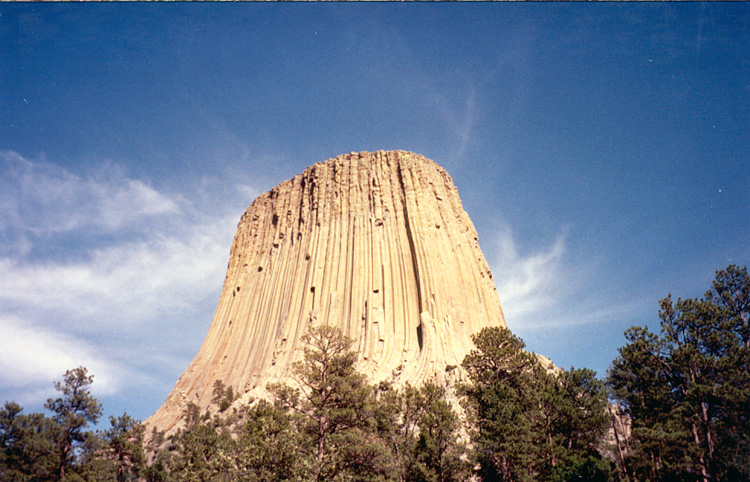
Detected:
left=147, top=150, right=506, bottom=434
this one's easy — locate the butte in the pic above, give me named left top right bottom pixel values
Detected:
left=148, top=150, right=507, bottom=434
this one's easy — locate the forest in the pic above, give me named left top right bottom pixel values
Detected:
left=1, top=265, right=748, bottom=482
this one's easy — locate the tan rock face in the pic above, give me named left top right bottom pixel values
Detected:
left=147, top=150, right=506, bottom=433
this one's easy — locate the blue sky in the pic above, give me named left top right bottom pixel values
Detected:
left=1, top=3, right=748, bottom=423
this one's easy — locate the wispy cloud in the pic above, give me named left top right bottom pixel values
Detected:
left=489, top=225, right=569, bottom=323
left=427, top=87, right=478, bottom=161
left=1, top=152, right=179, bottom=250
left=0, top=314, right=119, bottom=400
left=0, top=230, right=232, bottom=326
left=488, top=224, right=644, bottom=330
left=0, top=151, right=252, bottom=415
left=484, top=224, right=655, bottom=373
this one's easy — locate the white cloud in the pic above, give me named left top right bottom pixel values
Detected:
left=488, top=225, right=653, bottom=333
left=425, top=86, right=478, bottom=162
left=235, top=183, right=260, bottom=202
left=97, top=178, right=181, bottom=230
left=0, top=152, right=250, bottom=411
left=0, top=314, right=117, bottom=400
left=491, top=225, right=568, bottom=321
left=0, top=151, right=180, bottom=253
left=0, top=226, right=232, bottom=326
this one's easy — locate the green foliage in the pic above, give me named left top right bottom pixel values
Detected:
left=43, top=366, right=102, bottom=481
left=100, top=414, right=146, bottom=482
left=233, top=399, right=304, bottom=481
left=211, top=380, right=236, bottom=414
left=0, top=366, right=142, bottom=482
left=166, top=403, right=235, bottom=482
left=406, top=381, right=470, bottom=482
left=269, top=324, right=392, bottom=481
left=460, top=327, right=544, bottom=481
left=0, top=401, right=57, bottom=481
left=540, top=368, right=610, bottom=468
left=142, top=428, right=171, bottom=482
left=12, top=264, right=742, bottom=482
left=546, top=454, right=615, bottom=482
left=370, top=381, right=419, bottom=481
left=608, top=265, right=750, bottom=482
left=461, top=327, right=613, bottom=482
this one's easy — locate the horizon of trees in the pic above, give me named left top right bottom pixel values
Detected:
left=1, top=265, right=748, bottom=482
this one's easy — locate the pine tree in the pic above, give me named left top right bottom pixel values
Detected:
left=166, top=402, right=234, bottom=482
left=540, top=368, right=613, bottom=482
left=44, top=366, right=103, bottom=481
left=268, top=324, right=392, bottom=481
left=371, top=381, right=421, bottom=482
left=233, top=399, right=304, bottom=481
left=407, top=381, right=470, bottom=482
left=608, top=265, right=750, bottom=482
left=461, top=327, right=612, bottom=482
left=460, top=327, right=546, bottom=481
left=0, top=401, right=58, bottom=481
left=101, top=414, right=145, bottom=482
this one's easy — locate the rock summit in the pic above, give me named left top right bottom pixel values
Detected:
left=148, top=150, right=506, bottom=433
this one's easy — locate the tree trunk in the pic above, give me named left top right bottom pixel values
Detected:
left=58, top=442, right=70, bottom=482
left=701, top=401, right=715, bottom=457
left=608, top=404, right=630, bottom=482
left=692, top=421, right=710, bottom=482
left=316, top=414, right=327, bottom=479
left=391, top=433, right=405, bottom=482
left=545, top=415, right=556, bottom=468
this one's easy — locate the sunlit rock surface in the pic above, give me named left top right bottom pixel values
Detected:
left=148, top=150, right=506, bottom=433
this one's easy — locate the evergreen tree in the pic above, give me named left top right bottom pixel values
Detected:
left=608, top=265, right=750, bottom=482
left=44, top=366, right=103, bottom=481
left=460, top=327, right=546, bottom=481
left=371, top=381, right=421, bottom=482
left=407, top=381, right=470, bottom=482
left=1, top=367, right=108, bottom=481
left=540, top=368, right=613, bottom=482
left=233, top=399, right=304, bottom=481
left=166, top=402, right=234, bottom=482
left=142, top=427, right=172, bottom=482
left=461, top=327, right=612, bottom=482
left=100, top=414, right=145, bottom=482
left=268, top=324, right=392, bottom=481
left=211, top=380, right=237, bottom=414
left=0, top=401, right=58, bottom=481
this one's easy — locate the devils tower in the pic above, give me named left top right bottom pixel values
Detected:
left=148, top=150, right=506, bottom=433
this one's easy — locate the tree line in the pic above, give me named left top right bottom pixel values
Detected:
left=1, top=265, right=748, bottom=481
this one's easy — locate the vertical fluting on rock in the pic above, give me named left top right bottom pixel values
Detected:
left=148, top=150, right=506, bottom=433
